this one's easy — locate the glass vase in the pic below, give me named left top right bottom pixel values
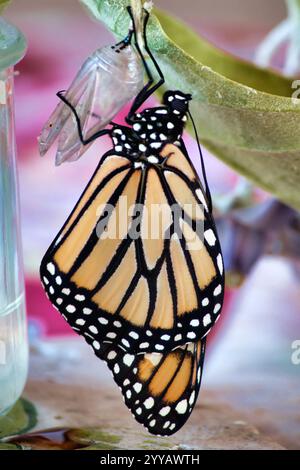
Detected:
left=0, top=17, right=28, bottom=415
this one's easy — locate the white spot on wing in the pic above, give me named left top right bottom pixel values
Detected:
left=214, top=284, right=222, bottom=296
left=93, top=340, right=100, bottom=350
left=75, top=294, right=85, bottom=301
left=144, top=397, right=154, bottom=409
left=204, top=229, right=216, bottom=246
left=129, top=331, right=139, bottom=339
left=47, top=263, right=55, bottom=275
left=161, top=334, right=170, bottom=341
left=122, top=339, right=130, bottom=348
left=214, top=303, right=221, bottom=314
left=159, top=406, right=171, bottom=416
left=203, top=313, right=211, bottom=326
left=175, top=399, right=188, bottom=414
left=107, top=332, right=117, bottom=339
left=66, top=304, right=76, bottom=313
left=187, top=332, right=196, bottom=339
left=217, top=254, right=223, bottom=274
left=189, top=391, right=195, bottom=405
left=133, top=383, right=142, bottom=393
left=150, top=142, right=161, bottom=149
left=123, top=354, right=134, bottom=366
left=89, top=325, right=98, bottom=334
left=107, top=350, right=117, bottom=360
left=148, top=156, right=159, bottom=164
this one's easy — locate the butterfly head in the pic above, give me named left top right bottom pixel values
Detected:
left=163, top=90, right=192, bottom=115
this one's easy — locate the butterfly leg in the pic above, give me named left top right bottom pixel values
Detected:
left=126, top=6, right=165, bottom=124
left=112, top=28, right=134, bottom=51
left=56, top=91, right=111, bottom=145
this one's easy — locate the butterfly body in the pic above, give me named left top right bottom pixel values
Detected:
left=112, top=90, right=189, bottom=158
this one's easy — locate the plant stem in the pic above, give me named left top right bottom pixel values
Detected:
left=130, top=0, right=143, bottom=46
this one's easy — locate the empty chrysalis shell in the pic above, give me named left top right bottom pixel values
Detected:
left=38, top=45, right=144, bottom=165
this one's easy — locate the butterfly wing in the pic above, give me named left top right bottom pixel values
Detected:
left=40, top=142, right=224, bottom=354
left=99, top=338, right=205, bottom=436
left=158, top=143, right=224, bottom=342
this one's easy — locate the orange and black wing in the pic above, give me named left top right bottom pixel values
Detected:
left=99, top=338, right=205, bottom=436
left=40, top=143, right=224, bottom=354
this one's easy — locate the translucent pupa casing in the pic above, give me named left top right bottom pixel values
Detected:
left=38, top=45, right=144, bottom=165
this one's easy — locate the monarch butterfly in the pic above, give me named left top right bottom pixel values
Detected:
left=40, top=6, right=224, bottom=435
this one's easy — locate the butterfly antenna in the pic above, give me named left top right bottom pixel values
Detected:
left=188, top=109, right=213, bottom=213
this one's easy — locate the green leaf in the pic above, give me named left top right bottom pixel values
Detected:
left=80, top=0, right=300, bottom=209
left=0, top=1, right=11, bottom=13
left=0, top=399, right=37, bottom=439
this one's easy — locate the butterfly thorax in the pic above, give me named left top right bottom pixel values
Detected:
left=111, top=90, right=191, bottom=163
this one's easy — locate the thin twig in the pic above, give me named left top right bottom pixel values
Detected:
left=130, top=0, right=153, bottom=50
left=130, top=0, right=144, bottom=47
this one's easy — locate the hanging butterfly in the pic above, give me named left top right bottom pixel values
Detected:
left=40, top=6, right=224, bottom=435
